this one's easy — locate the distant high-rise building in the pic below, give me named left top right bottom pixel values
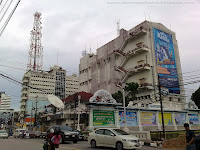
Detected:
left=66, top=74, right=79, bottom=97
left=79, top=21, right=185, bottom=110
left=0, top=92, right=11, bottom=111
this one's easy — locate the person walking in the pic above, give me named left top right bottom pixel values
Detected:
left=184, top=123, right=196, bottom=150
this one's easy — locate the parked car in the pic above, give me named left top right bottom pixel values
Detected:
left=13, top=129, right=27, bottom=138
left=88, top=128, right=142, bottom=150
left=74, top=130, right=84, bottom=140
left=47, top=125, right=79, bottom=144
left=26, top=131, right=35, bottom=138
left=33, top=131, right=41, bottom=138
left=0, top=130, right=8, bottom=139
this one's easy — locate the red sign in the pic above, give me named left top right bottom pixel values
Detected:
left=25, top=118, right=35, bottom=123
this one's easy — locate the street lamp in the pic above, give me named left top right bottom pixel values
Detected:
left=122, top=84, right=129, bottom=132
left=77, top=95, right=81, bottom=131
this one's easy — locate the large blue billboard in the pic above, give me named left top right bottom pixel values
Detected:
left=119, top=111, right=137, bottom=126
left=153, top=28, right=180, bottom=94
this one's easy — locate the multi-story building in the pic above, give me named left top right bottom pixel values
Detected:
left=66, top=74, right=79, bottom=97
left=0, top=92, right=11, bottom=111
left=49, top=66, right=66, bottom=99
left=79, top=21, right=185, bottom=110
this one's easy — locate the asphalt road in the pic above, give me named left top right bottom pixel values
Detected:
left=0, top=137, right=164, bottom=150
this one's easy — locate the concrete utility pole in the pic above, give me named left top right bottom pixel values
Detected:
left=122, top=84, right=129, bottom=132
left=158, top=75, right=166, bottom=139
left=34, top=96, right=38, bottom=127
left=77, top=95, right=81, bottom=131
left=31, top=102, right=33, bottom=129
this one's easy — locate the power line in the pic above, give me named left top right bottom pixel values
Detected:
left=0, top=0, right=8, bottom=14
left=0, top=0, right=13, bottom=23
left=0, top=0, right=3, bottom=6
left=0, top=0, right=21, bottom=37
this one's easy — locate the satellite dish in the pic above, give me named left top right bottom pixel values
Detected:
left=82, top=50, right=87, bottom=56
left=47, top=95, right=64, bottom=109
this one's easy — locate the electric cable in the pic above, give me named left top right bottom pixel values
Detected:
left=0, top=0, right=8, bottom=14
left=0, top=0, right=13, bottom=23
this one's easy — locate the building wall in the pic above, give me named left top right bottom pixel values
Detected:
left=66, top=74, right=79, bottom=97
left=79, top=21, right=186, bottom=109
left=0, top=93, right=11, bottom=110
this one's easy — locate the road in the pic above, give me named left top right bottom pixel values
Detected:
left=0, top=137, right=164, bottom=150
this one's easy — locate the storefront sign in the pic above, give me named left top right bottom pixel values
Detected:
left=141, top=112, right=157, bottom=126
left=93, top=110, right=115, bottom=126
left=119, top=111, right=137, bottom=126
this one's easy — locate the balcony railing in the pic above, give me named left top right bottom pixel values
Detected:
left=129, top=26, right=147, bottom=37
left=125, top=44, right=149, bottom=57
left=139, top=83, right=153, bottom=89
left=114, top=66, right=127, bottom=73
left=113, top=50, right=126, bottom=56
left=127, top=63, right=151, bottom=74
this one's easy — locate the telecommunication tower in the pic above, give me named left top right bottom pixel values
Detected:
left=27, top=12, right=43, bottom=71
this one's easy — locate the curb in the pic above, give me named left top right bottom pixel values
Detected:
left=144, top=141, right=160, bottom=147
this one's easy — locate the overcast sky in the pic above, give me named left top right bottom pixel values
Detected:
left=0, top=0, right=200, bottom=110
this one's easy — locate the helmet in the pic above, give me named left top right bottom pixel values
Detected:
left=50, top=128, right=54, bottom=134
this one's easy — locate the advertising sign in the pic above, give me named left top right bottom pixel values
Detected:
left=0, top=111, right=13, bottom=125
left=153, top=28, right=180, bottom=94
left=141, top=112, right=157, bottom=126
left=119, top=111, right=137, bottom=126
left=93, top=110, right=115, bottom=126
left=188, top=114, right=199, bottom=125
left=175, top=113, right=186, bottom=125
left=159, top=113, right=172, bottom=125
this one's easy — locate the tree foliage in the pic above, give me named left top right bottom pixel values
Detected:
left=191, top=87, right=200, bottom=109
left=125, top=82, right=139, bottom=100
left=112, top=82, right=139, bottom=106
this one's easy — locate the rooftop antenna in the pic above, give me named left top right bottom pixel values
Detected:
left=57, top=49, right=59, bottom=66
left=144, top=12, right=147, bottom=21
left=90, top=45, right=92, bottom=54
left=97, top=42, right=98, bottom=49
left=149, top=13, right=151, bottom=22
left=116, top=19, right=120, bottom=36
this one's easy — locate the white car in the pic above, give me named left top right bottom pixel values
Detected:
left=0, top=130, right=8, bottom=139
left=88, top=128, right=142, bottom=150
left=13, top=129, right=27, bottom=138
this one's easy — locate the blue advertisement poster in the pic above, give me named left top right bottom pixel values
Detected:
left=119, top=111, right=137, bottom=126
left=175, top=113, right=186, bottom=125
left=188, top=114, right=199, bottom=125
left=153, top=28, right=180, bottom=94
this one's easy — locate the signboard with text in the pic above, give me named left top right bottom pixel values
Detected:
left=159, top=113, right=173, bottom=125
left=93, top=110, right=115, bottom=127
left=188, top=114, right=199, bottom=125
left=141, top=112, right=157, bottom=126
left=153, top=28, right=180, bottom=94
left=175, top=113, right=186, bottom=125
left=119, top=111, right=137, bottom=126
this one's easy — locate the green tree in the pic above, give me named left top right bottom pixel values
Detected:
left=191, top=87, right=200, bottom=109
left=112, top=90, right=123, bottom=103
left=125, top=82, right=139, bottom=100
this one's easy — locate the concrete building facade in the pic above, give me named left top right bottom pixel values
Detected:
left=0, top=92, right=11, bottom=111
left=66, top=74, right=79, bottom=97
left=79, top=21, right=185, bottom=110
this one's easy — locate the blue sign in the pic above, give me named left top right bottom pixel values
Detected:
left=188, top=114, right=199, bottom=125
left=119, top=111, right=137, bottom=126
left=175, top=113, right=186, bottom=125
left=153, top=28, right=180, bottom=94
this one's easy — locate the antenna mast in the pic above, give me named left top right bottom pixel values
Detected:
left=27, top=12, right=43, bottom=71
left=116, top=19, right=120, bottom=36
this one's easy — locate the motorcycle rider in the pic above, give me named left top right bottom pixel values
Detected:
left=46, top=128, right=55, bottom=150
left=51, top=129, right=61, bottom=150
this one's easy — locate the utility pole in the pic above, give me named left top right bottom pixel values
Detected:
left=31, top=102, right=33, bottom=130
left=34, top=96, right=38, bottom=127
left=158, top=75, right=166, bottom=139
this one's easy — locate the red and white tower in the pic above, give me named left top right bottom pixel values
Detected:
left=27, top=12, right=43, bottom=71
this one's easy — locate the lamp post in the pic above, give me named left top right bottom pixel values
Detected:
left=122, top=84, right=129, bottom=132
left=77, top=95, right=81, bottom=131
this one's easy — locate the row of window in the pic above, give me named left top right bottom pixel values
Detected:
left=136, top=95, right=151, bottom=100
left=30, top=91, right=53, bottom=94
left=66, top=80, right=78, bottom=82
left=66, top=87, right=79, bottom=90
left=80, top=79, right=92, bottom=86
left=31, top=75, right=54, bottom=79
left=32, top=83, right=54, bottom=87
left=31, top=79, right=55, bottom=83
